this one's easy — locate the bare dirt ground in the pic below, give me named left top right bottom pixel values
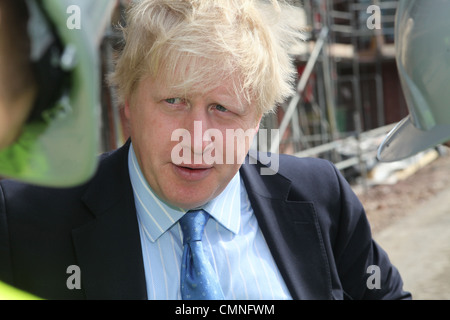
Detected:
left=354, top=150, right=450, bottom=300
left=358, top=150, right=450, bottom=234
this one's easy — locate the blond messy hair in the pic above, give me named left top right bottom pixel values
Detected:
left=109, top=0, right=305, bottom=116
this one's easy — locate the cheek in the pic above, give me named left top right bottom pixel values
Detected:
left=132, top=111, right=184, bottom=156
left=128, top=103, right=168, bottom=135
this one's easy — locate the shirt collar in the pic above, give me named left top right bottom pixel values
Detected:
left=128, top=143, right=241, bottom=242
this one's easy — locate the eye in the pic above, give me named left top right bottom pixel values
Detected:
left=212, top=104, right=228, bottom=112
left=165, top=98, right=185, bottom=105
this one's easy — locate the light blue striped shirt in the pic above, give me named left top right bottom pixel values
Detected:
left=128, top=143, right=292, bottom=300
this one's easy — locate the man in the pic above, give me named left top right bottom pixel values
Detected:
left=0, top=0, right=410, bottom=299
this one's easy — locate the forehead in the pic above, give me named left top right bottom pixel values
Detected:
left=148, top=49, right=249, bottom=95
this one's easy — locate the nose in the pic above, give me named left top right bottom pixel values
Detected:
left=184, top=108, right=216, bottom=163
left=191, top=120, right=211, bottom=157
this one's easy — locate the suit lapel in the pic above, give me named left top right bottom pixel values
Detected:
left=240, top=158, right=333, bottom=300
left=72, top=141, right=147, bottom=299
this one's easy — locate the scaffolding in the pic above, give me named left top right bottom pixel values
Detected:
left=261, top=0, right=407, bottom=181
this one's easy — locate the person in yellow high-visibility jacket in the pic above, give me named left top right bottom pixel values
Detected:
left=0, top=0, right=103, bottom=187
left=0, top=0, right=108, bottom=299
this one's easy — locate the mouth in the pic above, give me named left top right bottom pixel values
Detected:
left=172, top=163, right=213, bottom=181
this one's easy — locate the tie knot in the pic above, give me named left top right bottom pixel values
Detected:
left=180, top=210, right=209, bottom=244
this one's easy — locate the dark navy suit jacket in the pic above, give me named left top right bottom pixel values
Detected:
left=0, top=141, right=411, bottom=299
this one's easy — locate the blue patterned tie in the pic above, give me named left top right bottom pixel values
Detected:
left=179, top=210, right=224, bottom=300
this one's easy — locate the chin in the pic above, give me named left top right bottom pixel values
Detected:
left=163, top=184, right=218, bottom=210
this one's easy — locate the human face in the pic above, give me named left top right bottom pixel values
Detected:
left=125, top=76, right=261, bottom=210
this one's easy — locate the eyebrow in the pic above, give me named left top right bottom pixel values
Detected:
left=217, top=98, right=246, bottom=114
left=150, top=85, right=188, bottom=101
left=152, top=79, right=249, bottom=113
left=209, top=88, right=249, bottom=111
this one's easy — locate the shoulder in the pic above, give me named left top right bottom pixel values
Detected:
left=245, top=151, right=341, bottom=187
left=277, top=153, right=338, bottom=179
left=241, top=151, right=351, bottom=204
left=0, top=141, right=130, bottom=217
left=0, top=177, right=87, bottom=211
